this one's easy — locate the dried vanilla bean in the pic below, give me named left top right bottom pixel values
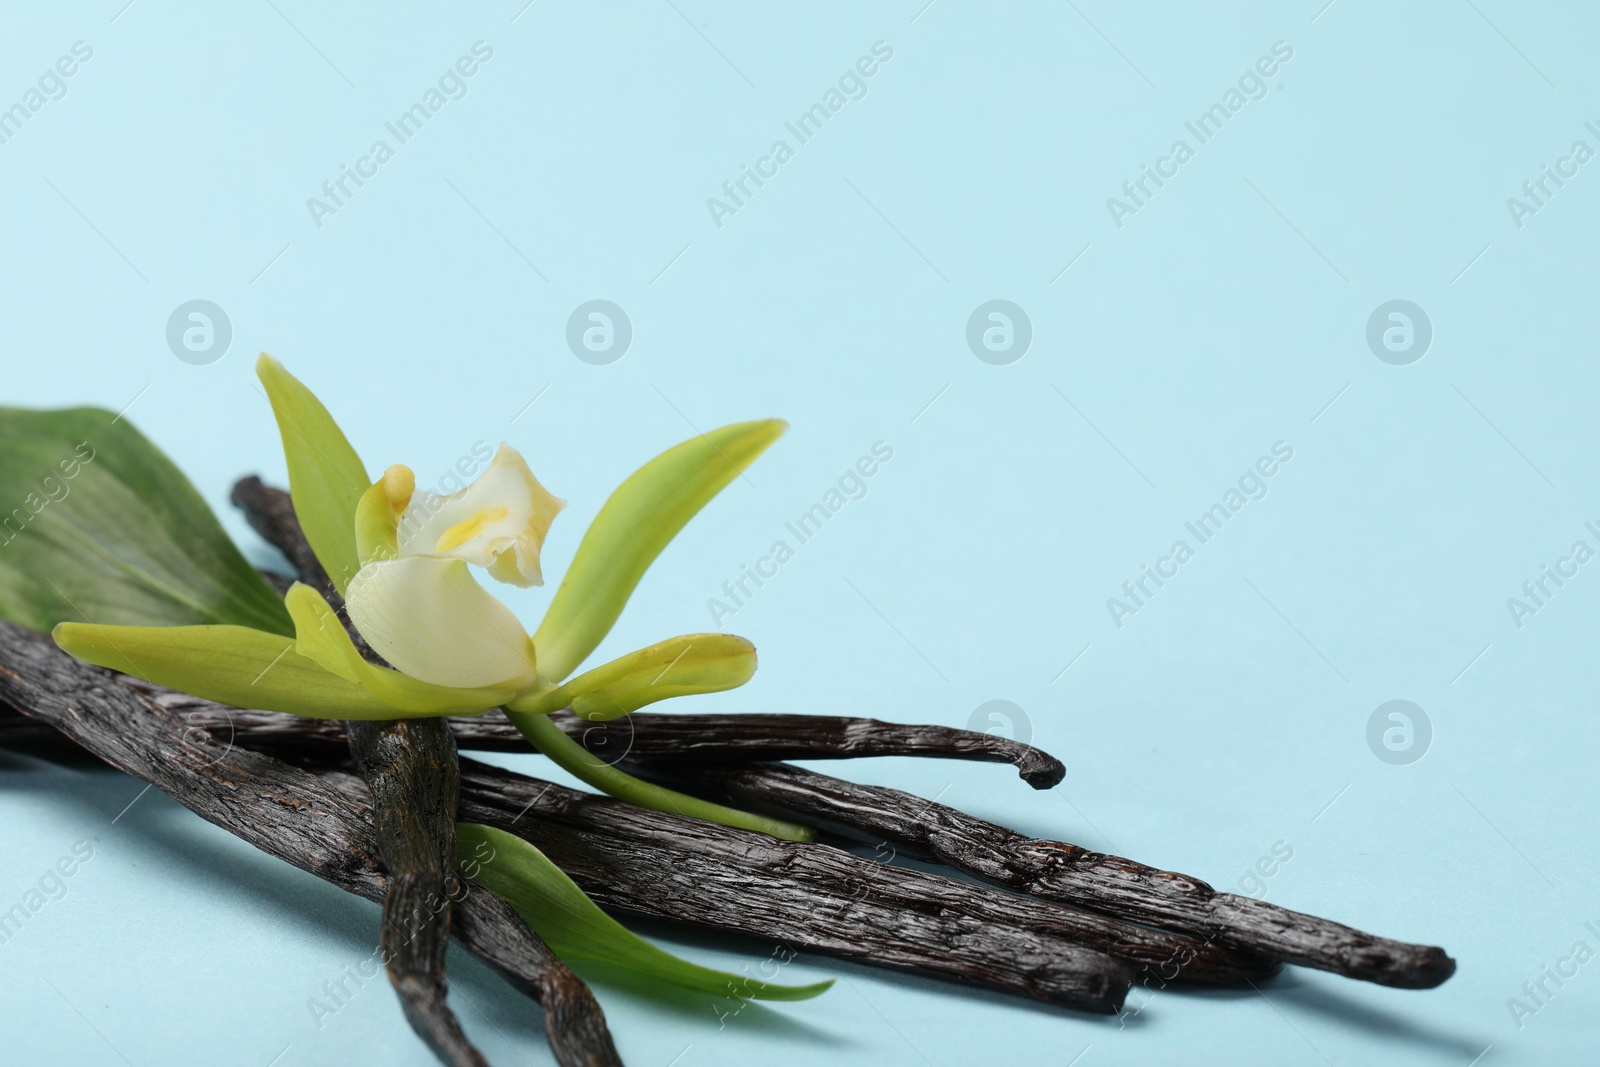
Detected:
left=0, top=620, right=621, bottom=1067
left=0, top=679, right=1272, bottom=995
left=453, top=759, right=1270, bottom=996
left=232, top=474, right=483, bottom=1066
left=648, top=761, right=1456, bottom=990
left=0, top=680, right=1451, bottom=990
left=0, top=635, right=1159, bottom=1010
left=19, top=696, right=1063, bottom=787
left=348, top=717, right=482, bottom=1066
left=543, top=708, right=1064, bottom=787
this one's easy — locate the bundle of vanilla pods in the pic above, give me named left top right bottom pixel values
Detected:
left=0, top=482, right=1453, bottom=1067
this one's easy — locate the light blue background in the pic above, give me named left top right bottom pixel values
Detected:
left=2, top=1, right=1597, bottom=1064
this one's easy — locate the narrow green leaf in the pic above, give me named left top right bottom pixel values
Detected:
left=54, top=621, right=405, bottom=719
left=458, top=823, right=832, bottom=1001
left=256, top=355, right=369, bottom=594
left=506, top=633, right=755, bottom=719
left=284, top=582, right=511, bottom=714
left=533, top=420, right=785, bottom=682
left=0, top=407, right=291, bottom=634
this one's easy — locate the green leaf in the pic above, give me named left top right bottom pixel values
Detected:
left=0, top=407, right=292, bottom=634
left=256, top=355, right=369, bottom=595
left=284, top=582, right=512, bottom=714
left=506, top=633, right=756, bottom=719
left=533, top=420, right=785, bottom=682
left=458, top=823, right=832, bottom=1001
left=54, top=621, right=406, bottom=719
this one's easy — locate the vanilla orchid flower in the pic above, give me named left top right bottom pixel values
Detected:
left=342, top=451, right=560, bottom=690
left=52, top=355, right=776, bottom=725
left=54, top=355, right=807, bottom=839
left=23, top=358, right=831, bottom=1001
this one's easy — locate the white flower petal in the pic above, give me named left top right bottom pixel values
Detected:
left=396, top=444, right=564, bottom=587
left=346, top=556, right=539, bottom=690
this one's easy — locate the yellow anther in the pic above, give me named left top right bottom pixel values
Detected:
left=382, top=464, right=415, bottom=514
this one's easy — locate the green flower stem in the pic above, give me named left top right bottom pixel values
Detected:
left=508, top=709, right=815, bottom=842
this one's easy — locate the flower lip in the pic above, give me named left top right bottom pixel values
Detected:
left=345, top=555, right=539, bottom=690
left=396, top=443, right=564, bottom=587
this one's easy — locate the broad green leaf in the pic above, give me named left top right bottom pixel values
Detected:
left=54, top=621, right=406, bottom=719
left=256, top=355, right=369, bottom=594
left=0, top=407, right=291, bottom=634
left=533, top=420, right=785, bottom=681
left=458, top=823, right=832, bottom=1001
left=506, top=633, right=756, bottom=719
left=285, top=582, right=511, bottom=714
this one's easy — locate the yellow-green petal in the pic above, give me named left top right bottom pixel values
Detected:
left=505, top=633, right=756, bottom=720
left=52, top=620, right=403, bottom=719
left=353, top=465, right=415, bottom=565
left=256, top=355, right=369, bottom=595
left=284, top=582, right=513, bottom=715
left=533, top=420, right=785, bottom=682
left=458, top=823, right=832, bottom=1001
